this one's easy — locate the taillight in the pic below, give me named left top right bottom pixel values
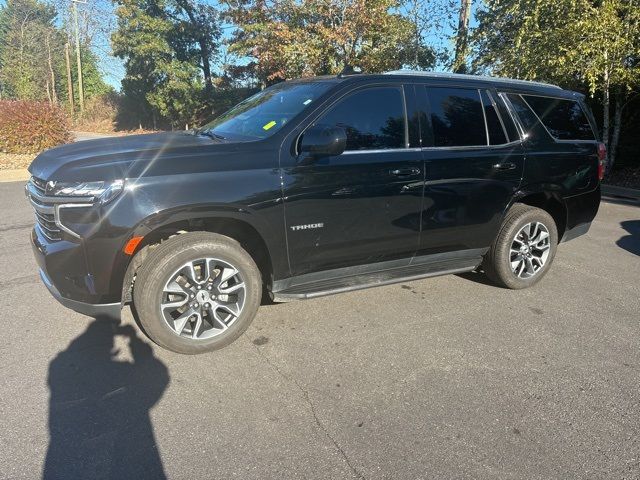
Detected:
left=597, top=142, right=607, bottom=181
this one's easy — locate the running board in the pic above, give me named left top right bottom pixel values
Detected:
left=272, top=249, right=486, bottom=301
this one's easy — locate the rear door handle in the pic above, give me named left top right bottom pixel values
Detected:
left=390, top=167, right=421, bottom=177
left=492, top=162, right=517, bottom=170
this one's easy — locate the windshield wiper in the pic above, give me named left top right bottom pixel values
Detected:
left=196, top=129, right=226, bottom=142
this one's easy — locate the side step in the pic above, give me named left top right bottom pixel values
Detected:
left=272, top=249, right=485, bottom=301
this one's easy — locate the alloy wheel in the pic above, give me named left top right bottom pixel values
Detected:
left=509, top=222, right=551, bottom=279
left=160, top=258, right=246, bottom=340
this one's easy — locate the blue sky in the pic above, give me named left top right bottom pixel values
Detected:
left=0, top=0, right=479, bottom=90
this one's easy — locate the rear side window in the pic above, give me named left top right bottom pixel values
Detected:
left=426, top=87, right=486, bottom=147
left=318, top=87, right=406, bottom=151
left=522, top=95, right=594, bottom=140
left=481, top=91, right=508, bottom=144
left=505, top=94, right=540, bottom=132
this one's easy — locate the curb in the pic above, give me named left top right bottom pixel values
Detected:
left=602, top=184, right=640, bottom=201
left=0, top=169, right=29, bottom=183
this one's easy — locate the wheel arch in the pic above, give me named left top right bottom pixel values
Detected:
left=119, top=208, right=280, bottom=304
left=509, top=186, right=568, bottom=239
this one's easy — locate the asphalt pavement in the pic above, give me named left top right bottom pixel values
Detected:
left=1, top=180, right=638, bottom=479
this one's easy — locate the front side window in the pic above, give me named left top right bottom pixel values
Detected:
left=426, top=87, right=487, bottom=147
left=522, top=95, right=594, bottom=140
left=201, top=81, right=333, bottom=141
left=315, top=87, right=406, bottom=151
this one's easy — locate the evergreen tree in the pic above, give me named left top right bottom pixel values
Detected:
left=112, top=0, right=222, bottom=129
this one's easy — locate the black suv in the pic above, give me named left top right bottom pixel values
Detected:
left=26, top=71, right=603, bottom=354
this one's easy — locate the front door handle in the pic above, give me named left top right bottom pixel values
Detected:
left=390, top=167, right=421, bottom=177
left=493, top=162, right=517, bottom=170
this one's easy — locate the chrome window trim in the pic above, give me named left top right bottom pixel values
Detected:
left=421, top=139, right=522, bottom=152
left=478, top=88, right=491, bottom=146
left=498, top=93, right=528, bottom=140
left=342, top=147, right=422, bottom=155
left=486, top=90, right=511, bottom=143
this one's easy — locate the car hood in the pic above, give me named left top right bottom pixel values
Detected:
left=28, top=132, right=253, bottom=182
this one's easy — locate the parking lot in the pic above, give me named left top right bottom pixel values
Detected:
left=0, top=179, right=638, bottom=479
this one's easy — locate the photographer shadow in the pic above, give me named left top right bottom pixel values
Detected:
left=617, top=220, right=640, bottom=257
left=43, top=317, right=169, bottom=480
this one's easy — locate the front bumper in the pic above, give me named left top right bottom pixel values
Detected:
left=31, top=226, right=123, bottom=319
left=39, top=268, right=121, bottom=320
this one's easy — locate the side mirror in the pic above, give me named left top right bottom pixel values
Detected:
left=299, top=124, right=347, bottom=160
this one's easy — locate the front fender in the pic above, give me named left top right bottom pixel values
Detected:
left=100, top=170, right=286, bottom=302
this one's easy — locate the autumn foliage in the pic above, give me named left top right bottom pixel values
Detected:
left=0, top=100, right=72, bottom=154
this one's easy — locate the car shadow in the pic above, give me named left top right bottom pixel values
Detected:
left=456, top=269, right=498, bottom=287
left=43, top=317, right=169, bottom=480
left=617, top=220, right=640, bottom=257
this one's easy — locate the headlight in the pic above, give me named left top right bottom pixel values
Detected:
left=51, top=179, right=124, bottom=204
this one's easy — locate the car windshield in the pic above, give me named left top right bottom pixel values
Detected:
left=200, top=81, right=333, bottom=141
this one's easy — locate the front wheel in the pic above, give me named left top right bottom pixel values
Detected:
left=133, top=232, right=262, bottom=354
left=483, top=204, right=558, bottom=289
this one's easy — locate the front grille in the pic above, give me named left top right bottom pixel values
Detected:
left=34, top=210, right=61, bottom=241
left=27, top=176, right=62, bottom=241
left=31, top=176, right=47, bottom=195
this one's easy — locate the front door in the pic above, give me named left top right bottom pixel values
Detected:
left=281, top=84, right=424, bottom=275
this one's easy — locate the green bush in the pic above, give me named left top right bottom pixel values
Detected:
left=0, top=101, right=72, bottom=154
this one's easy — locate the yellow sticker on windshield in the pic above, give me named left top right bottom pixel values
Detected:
left=263, top=121, right=277, bottom=131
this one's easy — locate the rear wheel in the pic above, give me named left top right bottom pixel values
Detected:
left=133, top=232, right=262, bottom=354
left=483, top=204, right=558, bottom=289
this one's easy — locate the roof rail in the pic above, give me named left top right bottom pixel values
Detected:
left=383, top=70, right=561, bottom=89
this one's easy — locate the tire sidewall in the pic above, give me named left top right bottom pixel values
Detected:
left=494, top=208, right=558, bottom=289
left=134, top=234, right=261, bottom=354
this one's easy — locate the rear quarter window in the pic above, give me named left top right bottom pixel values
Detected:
left=521, top=95, right=595, bottom=141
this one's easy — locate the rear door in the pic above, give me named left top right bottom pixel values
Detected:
left=503, top=93, right=599, bottom=195
left=417, top=85, right=526, bottom=256
left=280, top=83, right=424, bottom=275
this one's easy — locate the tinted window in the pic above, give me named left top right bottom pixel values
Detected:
left=426, top=87, right=487, bottom=147
left=481, top=91, right=508, bottom=144
left=522, top=95, right=594, bottom=140
left=318, top=87, right=406, bottom=151
left=505, top=94, right=540, bottom=132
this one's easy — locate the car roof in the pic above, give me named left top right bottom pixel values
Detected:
left=281, top=70, right=580, bottom=99
left=382, top=70, right=561, bottom=90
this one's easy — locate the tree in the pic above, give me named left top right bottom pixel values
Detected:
left=223, top=0, right=436, bottom=85
left=0, top=0, right=65, bottom=101
left=452, top=0, right=471, bottom=73
left=0, top=0, right=110, bottom=112
left=473, top=0, right=640, bottom=168
left=112, top=0, right=222, bottom=128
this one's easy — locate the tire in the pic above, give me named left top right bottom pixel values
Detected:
left=483, top=204, right=558, bottom=289
left=133, top=232, right=262, bottom=354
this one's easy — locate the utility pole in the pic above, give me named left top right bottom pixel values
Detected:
left=65, top=43, right=75, bottom=112
left=453, top=0, right=472, bottom=73
left=72, top=0, right=86, bottom=113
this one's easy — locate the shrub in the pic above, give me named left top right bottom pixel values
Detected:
left=74, top=93, right=119, bottom=133
left=0, top=100, right=72, bottom=154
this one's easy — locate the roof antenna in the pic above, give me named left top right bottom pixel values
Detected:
left=338, top=65, right=363, bottom=78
